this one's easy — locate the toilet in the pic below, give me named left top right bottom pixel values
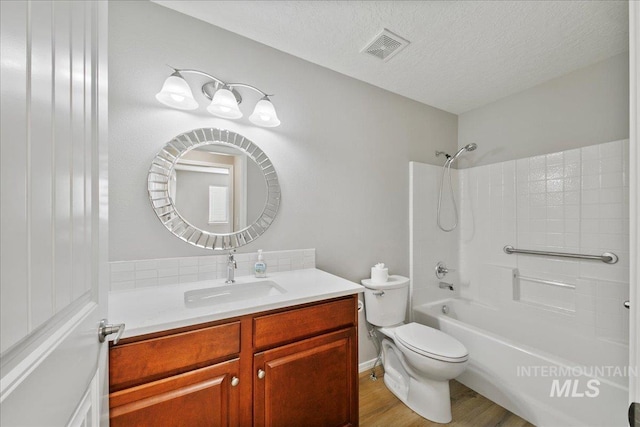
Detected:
left=362, top=275, right=468, bottom=424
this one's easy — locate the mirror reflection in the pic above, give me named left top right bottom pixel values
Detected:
left=169, top=144, right=267, bottom=233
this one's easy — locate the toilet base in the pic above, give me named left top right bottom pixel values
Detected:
left=382, top=339, right=454, bottom=424
left=381, top=344, right=410, bottom=401
left=406, top=377, right=452, bottom=423
left=383, top=374, right=453, bottom=424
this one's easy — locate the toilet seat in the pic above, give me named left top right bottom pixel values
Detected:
left=394, top=322, right=468, bottom=363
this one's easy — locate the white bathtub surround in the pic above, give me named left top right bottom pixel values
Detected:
left=412, top=139, right=629, bottom=322
left=410, top=139, right=630, bottom=426
left=457, top=139, right=629, bottom=330
left=109, top=249, right=315, bottom=291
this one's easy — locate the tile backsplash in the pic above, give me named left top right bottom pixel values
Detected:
left=110, top=249, right=316, bottom=291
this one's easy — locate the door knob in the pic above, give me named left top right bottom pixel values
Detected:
left=231, top=376, right=240, bottom=387
left=257, top=369, right=266, bottom=379
left=624, top=301, right=630, bottom=309
left=98, top=319, right=125, bottom=344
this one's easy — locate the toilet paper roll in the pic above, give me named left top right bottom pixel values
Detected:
left=371, top=267, right=389, bottom=284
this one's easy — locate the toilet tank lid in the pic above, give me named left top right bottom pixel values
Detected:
left=361, top=275, right=409, bottom=290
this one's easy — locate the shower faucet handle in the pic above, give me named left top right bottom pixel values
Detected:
left=435, top=261, right=454, bottom=279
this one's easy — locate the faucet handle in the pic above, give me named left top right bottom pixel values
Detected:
left=435, top=261, right=452, bottom=279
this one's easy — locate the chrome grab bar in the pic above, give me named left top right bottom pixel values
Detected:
left=503, top=245, right=618, bottom=264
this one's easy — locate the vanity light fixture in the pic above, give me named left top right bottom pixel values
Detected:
left=207, top=87, right=243, bottom=119
left=249, top=96, right=281, bottom=127
left=156, top=67, right=281, bottom=127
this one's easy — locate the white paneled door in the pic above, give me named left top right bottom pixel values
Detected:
left=0, top=1, right=109, bottom=425
left=630, top=2, right=640, bottom=425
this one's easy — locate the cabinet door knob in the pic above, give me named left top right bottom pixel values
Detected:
left=231, top=376, right=239, bottom=387
left=257, top=369, right=266, bottom=379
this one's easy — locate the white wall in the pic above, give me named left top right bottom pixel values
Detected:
left=458, top=53, right=629, bottom=167
left=108, top=1, right=458, bottom=284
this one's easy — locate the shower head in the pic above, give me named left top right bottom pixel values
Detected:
left=448, top=143, right=478, bottom=163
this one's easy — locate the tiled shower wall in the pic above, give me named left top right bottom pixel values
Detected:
left=412, top=139, right=629, bottom=343
left=109, top=249, right=316, bottom=291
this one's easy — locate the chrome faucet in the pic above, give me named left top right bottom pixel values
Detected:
left=225, top=250, right=237, bottom=284
left=439, top=281, right=454, bottom=291
left=435, top=261, right=450, bottom=279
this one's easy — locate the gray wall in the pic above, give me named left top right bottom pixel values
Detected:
left=108, top=1, right=458, bottom=282
left=457, top=53, right=629, bottom=167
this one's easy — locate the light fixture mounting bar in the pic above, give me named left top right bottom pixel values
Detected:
left=169, top=67, right=226, bottom=86
left=226, top=83, right=269, bottom=98
left=170, top=67, right=270, bottom=97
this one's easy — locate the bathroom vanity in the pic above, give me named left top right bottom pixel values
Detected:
left=108, top=269, right=362, bottom=426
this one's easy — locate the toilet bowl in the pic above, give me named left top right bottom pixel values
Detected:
left=380, top=323, right=468, bottom=423
left=362, top=276, right=468, bottom=424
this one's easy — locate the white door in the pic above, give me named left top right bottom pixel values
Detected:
left=630, top=2, right=640, bottom=425
left=0, top=1, right=110, bottom=425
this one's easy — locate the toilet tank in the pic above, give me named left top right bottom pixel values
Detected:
left=361, top=275, right=409, bottom=327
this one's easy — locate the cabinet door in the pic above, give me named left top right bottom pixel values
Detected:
left=254, top=328, right=358, bottom=427
left=110, top=358, right=240, bottom=427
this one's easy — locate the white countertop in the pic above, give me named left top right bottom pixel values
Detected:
left=109, top=268, right=363, bottom=339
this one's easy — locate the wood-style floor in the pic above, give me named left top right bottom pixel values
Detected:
left=359, top=367, right=534, bottom=427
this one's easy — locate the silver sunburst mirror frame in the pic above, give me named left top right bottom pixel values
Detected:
left=147, top=128, right=280, bottom=250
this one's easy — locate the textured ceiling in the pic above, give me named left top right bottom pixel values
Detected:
left=153, top=1, right=628, bottom=114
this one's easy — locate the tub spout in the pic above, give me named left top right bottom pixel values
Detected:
left=439, top=281, right=454, bottom=291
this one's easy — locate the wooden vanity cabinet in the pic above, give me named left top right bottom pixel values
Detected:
left=109, top=294, right=358, bottom=426
left=252, top=295, right=358, bottom=426
left=110, top=359, right=240, bottom=427
left=109, top=322, right=242, bottom=426
left=253, top=328, right=357, bottom=427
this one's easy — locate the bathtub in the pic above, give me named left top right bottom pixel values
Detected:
left=413, top=298, right=629, bottom=427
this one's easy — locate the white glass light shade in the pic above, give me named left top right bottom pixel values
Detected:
left=206, top=88, right=242, bottom=119
left=155, top=73, right=198, bottom=110
left=249, top=98, right=281, bottom=127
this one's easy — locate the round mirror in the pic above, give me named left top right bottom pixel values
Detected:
left=148, top=128, right=280, bottom=250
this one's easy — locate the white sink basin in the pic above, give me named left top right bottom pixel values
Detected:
left=184, top=280, right=286, bottom=308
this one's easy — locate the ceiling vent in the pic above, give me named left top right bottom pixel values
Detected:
left=361, top=28, right=410, bottom=62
